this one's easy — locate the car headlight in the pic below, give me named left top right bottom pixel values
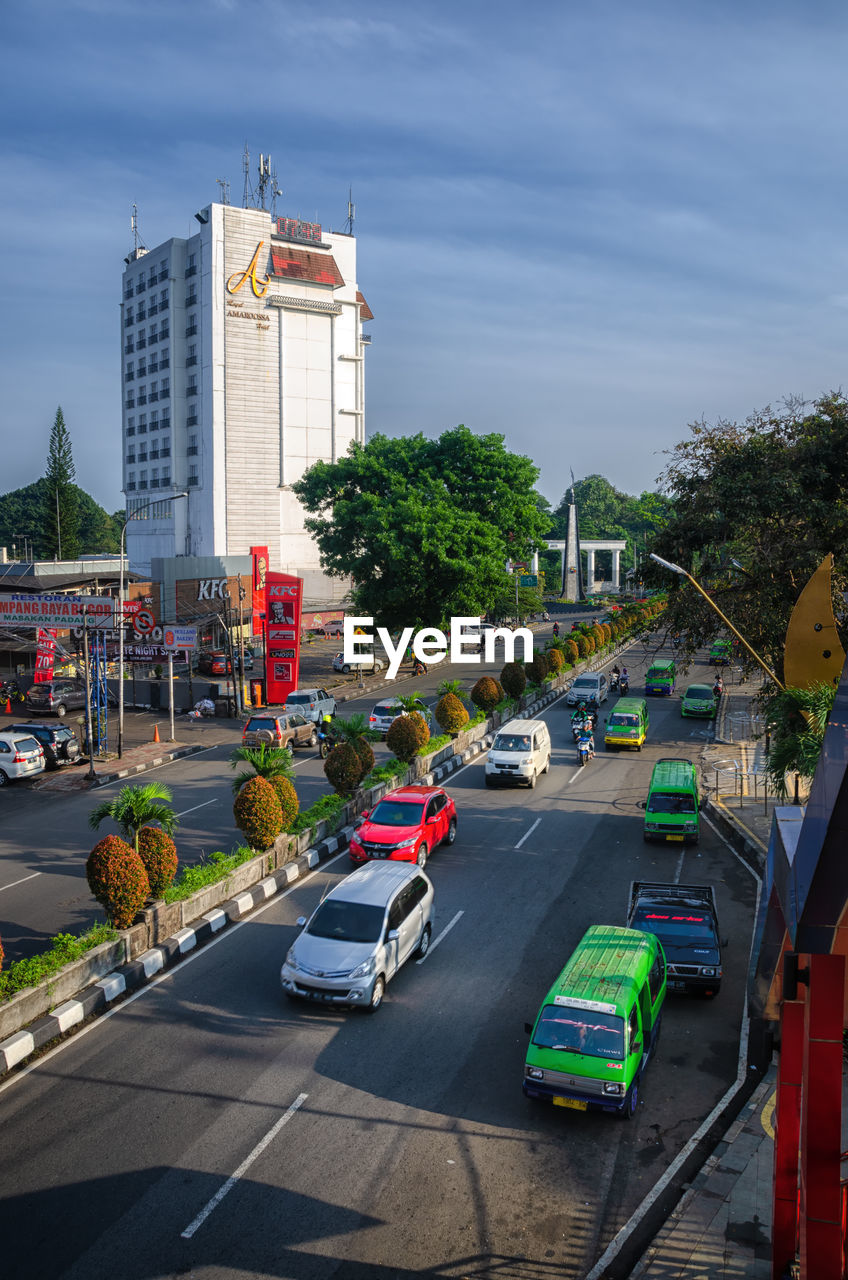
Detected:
left=285, top=947, right=297, bottom=967
left=700, top=967, right=716, bottom=977
left=603, top=1082, right=624, bottom=1096
left=349, top=957, right=376, bottom=979
left=394, top=835, right=418, bottom=849
left=526, top=1067, right=544, bottom=1080
left=521, top=756, right=534, bottom=765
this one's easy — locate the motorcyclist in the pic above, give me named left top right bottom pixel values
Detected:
left=619, top=666, right=630, bottom=694
left=552, top=621, right=560, bottom=638
left=713, top=674, right=723, bottom=698
left=412, top=657, right=428, bottom=676
left=576, top=724, right=595, bottom=763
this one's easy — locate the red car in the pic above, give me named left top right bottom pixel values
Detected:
left=349, top=785, right=457, bottom=869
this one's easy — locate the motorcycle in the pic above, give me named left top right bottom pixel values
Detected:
left=619, top=676, right=630, bottom=696
left=317, top=724, right=340, bottom=759
left=609, top=672, right=620, bottom=693
left=571, top=709, right=597, bottom=740
left=1, top=680, right=25, bottom=705
left=713, top=677, right=724, bottom=699
left=412, top=659, right=428, bottom=676
left=576, top=730, right=595, bottom=766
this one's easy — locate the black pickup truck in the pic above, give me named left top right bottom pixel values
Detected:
left=627, top=881, right=723, bottom=997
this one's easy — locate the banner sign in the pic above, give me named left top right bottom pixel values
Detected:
left=0, top=594, right=115, bottom=628
left=302, top=610, right=345, bottom=633
left=122, top=643, right=175, bottom=663
left=264, top=572, right=302, bottom=706
left=163, top=626, right=197, bottom=652
left=33, top=629, right=59, bottom=683
left=250, top=545, right=268, bottom=638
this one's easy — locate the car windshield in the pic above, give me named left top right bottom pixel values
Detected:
left=573, top=679, right=597, bottom=690
left=246, top=718, right=276, bottom=732
left=11, top=737, right=40, bottom=752
left=373, top=703, right=400, bottom=717
left=493, top=734, right=531, bottom=751
left=369, top=800, right=425, bottom=826
left=534, top=1005, right=625, bottom=1060
left=685, top=687, right=713, bottom=699
left=647, top=667, right=671, bottom=680
left=307, top=900, right=385, bottom=943
left=633, top=910, right=717, bottom=942
left=647, top=791, right=696, bottom=815
left=609, top=714, right=639, bottom=727
left=286, top=694, right=311, bottom=704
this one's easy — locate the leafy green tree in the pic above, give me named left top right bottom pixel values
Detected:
left=762, top=682, right=837, bottom=797
left=43, top=407, right=80, bottom=559
left=88, top=782, right=178, bottom=853
left=0, top=480, right=121, bottom=559
left=649, top=393, right=848, bottom=679
left=292, top=426, right=549, bottom=631
left=329, top=712, right=380, bottom=744
left=229, top=743, right=294, bottom=794
left=551, top=474, right=673, bottom=581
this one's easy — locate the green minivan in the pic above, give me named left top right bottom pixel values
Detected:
left=645, top=658, right=676, bottom=695
left=523, top=925, right=666, bottom=1119
left=604, top=697, right=649, bottom=751
left=643, top=758, right=700, bottom=844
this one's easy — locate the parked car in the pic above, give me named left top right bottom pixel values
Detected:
left=0, top=731, right=45, bottom=785
left=280, top=860, right=435, bottom=1012
left=196, top=650, right=254, bottom=676
left=565, top=672, right=609, bottom=706
left=8, top=722, right=80, bottom=769
left=332, top=651, right=385, bottom=675
left=349, top=785, right=458, bottom=868
left=283, top=688, right=336, bottom=724
left=25, top=678, right=87, bottom=718
left=368, top=698, right=434, bottom=738
left=241, top=713, right=318, bottom=750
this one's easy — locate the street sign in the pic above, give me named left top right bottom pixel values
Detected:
left=520, top=574, right=538, bottom=587
left=163, top=625, right=197, bottom=651
left=0, top=594, right=115, bottom=628
left=134, top=608, right=156, bottom=635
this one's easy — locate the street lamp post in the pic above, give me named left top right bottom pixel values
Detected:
left=119, top=491, right=189, bottom=758
left=649, top=553, right=785, bottom=690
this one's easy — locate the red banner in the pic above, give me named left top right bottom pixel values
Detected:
left=301, top=610, right=345, bottom=634
left=33, top=628, right=59, bottom=683
left=250, top=545, right=268, bottom=638
left=264, top=572, right=302, bottom=706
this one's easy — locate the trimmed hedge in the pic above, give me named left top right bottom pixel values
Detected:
left=233, top=776, right=284, bottom=849
left=325, top=741, right=364, bottom=794
left=136, top=826, right=179, bottom=897
left=0, top=924, right=119, bottom=1004
left=386, top=711, right=430, bottom=762
left=86, top=835, right=150, bottom=929
left=270, top=776, right=299, bottom=831
left=471, top=676, right=501, bottom=713
left=352, top=736, right=376, bottom=783
left=435, top=692, right=470, bottom=733
left=500, top=662, right=526, bottom=699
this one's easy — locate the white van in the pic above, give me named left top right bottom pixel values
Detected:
left=485, top=718, right=551, bottom=789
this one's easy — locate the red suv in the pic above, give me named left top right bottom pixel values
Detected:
left=349, top=785, right=457, bottom=869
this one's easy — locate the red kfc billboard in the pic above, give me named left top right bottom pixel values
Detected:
left=264, top=572, right=302, bottom=706
left=250, top=545, right=268, bottom=638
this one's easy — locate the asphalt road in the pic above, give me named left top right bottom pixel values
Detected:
left=0, top=638, right=758, bottom=1280
left=0, top=617, right=602, bottom=963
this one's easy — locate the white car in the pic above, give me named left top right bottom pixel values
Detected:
left=283, top=688, right=336, bottom=723
left=368, top=698, right=434, bottom=737
left=333, top=652, right=386, bottom=675
left=0, top=731, right=46, bottom=786
left=565, top=672, right=609, bottom=706
left=281, top=861, right=435, bottom=1012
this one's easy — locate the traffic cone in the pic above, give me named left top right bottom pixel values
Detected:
left=4, top=698, right=10, bottom=714
left=153, top=724, right=160, bottom=744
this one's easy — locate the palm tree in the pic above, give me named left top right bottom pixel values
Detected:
left=763, top=682, right=837, bottom=798
left=229, top=742, right=294, bottom=795
left=437, top=678, right=465, bottom=699
left=88, top=781, right=178, bottom=852
left=330, top=712, right=380, bottom=744
left=395, top=692, right=428, bottom=715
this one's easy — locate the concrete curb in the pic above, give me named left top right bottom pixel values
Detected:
left=90, top=743, right=208, bottom=786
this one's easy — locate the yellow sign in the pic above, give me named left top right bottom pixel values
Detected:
left=226, top=241, right=270, bottom=299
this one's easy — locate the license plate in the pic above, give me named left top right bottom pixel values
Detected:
left=553, top=1096, right=587, bottom=1111
left=668, top=980, right=685, bottom=990
left=666, top=834, right=684, bottom=842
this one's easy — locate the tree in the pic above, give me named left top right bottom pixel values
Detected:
left=762, top=682, right=837, bottom=798
left=88, top=782, right=178, bottom=852
left=229, top=743, right=294, bottom=794
left=649, top=394, right=848, bottom=680
left=292, top=426, right=550, bottom=631
left=43, top=407, right=80, bottom=559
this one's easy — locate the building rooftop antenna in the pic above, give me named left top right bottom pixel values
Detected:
left=344, top=187, right=355, bottom=234
left=125, top=203, right=148, bottom=263
left=216, top=177, right=230, bottom=205
left=242, top=142, right=251, bottom=208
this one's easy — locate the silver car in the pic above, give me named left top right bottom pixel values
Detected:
left=566, top=672, right=608, bottom=706
left=368, top=698, right=434, bottom=738
left=281, top=861, right=435, bottom=1012
left=0, top=732, right=46, bottom=786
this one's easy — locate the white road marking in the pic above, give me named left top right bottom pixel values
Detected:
left=180, top=1092, right=308, bottom=1239
left=416, top=910, right=464, bottom=964
left=175, top=799, right=219, bottom=818
left=514, top=818, right=541, bottom=850
left=0, top=871, right=41, bottom=894
left=672, top=848, right=686, bottom=883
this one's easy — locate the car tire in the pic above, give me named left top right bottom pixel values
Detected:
left=543, top=754, right=550, bottom=774
left=55, top=704, right=67, bottom=718
left=416, top=843, right=429, bottom=868
left=308, top=730, right=318, bottom=747
left=0, top=770, right=7, bottom=787
left=444, top=817, right=457, bottom=846
left=415, top=925, right=432, bottom=958
left=367, top=975, right=385, bottom=1013
left=484, top=776, right=493, bottom=788
left=342, top=664, right=350, bottom=675
left=528, top=770, right=537, bottom=789
left=621, top=1081, right=638, bottom=1120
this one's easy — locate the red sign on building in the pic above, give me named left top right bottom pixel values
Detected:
left=264, top=572, right=302, bottom=706
left=250, top=545, right=268, bottom=638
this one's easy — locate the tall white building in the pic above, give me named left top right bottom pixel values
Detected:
left=120, top=202, right=371, bottom=595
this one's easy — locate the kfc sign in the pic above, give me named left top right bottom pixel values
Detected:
left=264, top=572, right=302, bottom=706
left=197, top=579, right=230, bottom=601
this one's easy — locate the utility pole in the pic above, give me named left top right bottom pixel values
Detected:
left=237, top=576, right=248, bottom=710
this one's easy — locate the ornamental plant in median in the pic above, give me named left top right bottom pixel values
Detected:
left=546, top=648, right=564, bottom=674
left=229, top=742, right=294, bottom=794
left=88, top=781, right=178, bottom=853
left=434, top=692, right=469, bottom=734
left=233, top=775, right=283, bottom=849
left=499, top=662, right=526, bottom=699
left=86, top=834, right=150, bottom=929
left=526, top=653, right=550, bottom=685
left=270, top=776, right=299, bottom=831
left=470, top=676, right=501, bottom=714
left=351, top=736, right=375, bottom=783
left=136, top=826, right=179, bottom=897
left=324, top=741, right=365, bottom=794
left=386, top=711, right=430, bottom=763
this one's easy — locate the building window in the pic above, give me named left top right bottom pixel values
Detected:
left=124, top=340, right=134, bottom=354
left=159, top=259, right=167, bottom=281
left=187, top=432, right=198, bottom=456
left=185, top=290, right=197, bottom=307
left=138, top=448, right=148, bottom=462
left=159, top=348, right=169, bottom=369
left=185, top=253, right=197, bottom=277
left=186, top=375, right=198, bottom=397
left=149, top=381, right=159, bottom=402
left=151, top=468, right=159, bottom=488
left=127, top=451, right=136, bottom=464
left=161, top=469, right=171, bottom=486
left=125, top=362, right=134, bottom=381
left=125, top=308, right=134, bottom=326
left=137, top=304, right=146, bottom=322
left=139, top=471, right=148, bottom=490
left=138, top=358, right=147, bottom=377
left=137, top=391, right=147, bottom=406
left=160, top=377, right=170, bottom=395
left=150, top=411, right=159, bottom=429
left=160, top=289, right=168, bottom=307
left=159, top=323, right=169, bottom=340
left=148, top=355, right=158, bottom=373
left=148, top=325, right=158, bottom=345
left=186, top=411, right=198, bottom=427
left=187, top=465, right=199, bottom=487
left=161, top=435, right=170, bottom=456
left=138, top=414, right=147, bottom=432
left=185, top=314, right=197, bottom=337
left=124, top=283, right=134, bottom=300
left=136, top=333, right=146, bottom=349
left=125, top=395, right=135, bottom=409
left=136, top=278, right=145, bottom=294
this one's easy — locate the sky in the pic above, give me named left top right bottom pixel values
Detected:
left=2, top=0, right=847, bottom=515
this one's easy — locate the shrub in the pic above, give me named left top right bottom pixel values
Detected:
left=526, top=653, right=550, bottom=685
left=0, top=924, right=119, bottom=1004
left=86, top=835, right=150, bottom=929
left=499, top=662, right=526, bottom=699
left=0, top=934, right=3, bottom=971
left=564, top=638, right=579, bottom=665
left=601, top=623, right=612, bottom=644
left=136, top=826, right=179, bottom=897
left=591, top=625, right=605, bottom=649
left=574, top=634, right=590, bottom=658
left=471, top=676, right=502, bottom=713
left=546, top=648, right=564, bottom=674
left=325, top=741, right=365, bottom=794
left=164, top=848, right=256, bottom=903
left=270, top=776, right=299, bottom=831
left=493, top=678, right=506, bottom=701
left=233, top=776, right=283, bottom=849
left=435, top=692, right=469, bottom=733
left=352, top=735, right=375, bottom=782
left=386, top=712, right=430, bottom=762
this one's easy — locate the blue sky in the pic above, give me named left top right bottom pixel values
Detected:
left=2, top=0, right=847, bottom=516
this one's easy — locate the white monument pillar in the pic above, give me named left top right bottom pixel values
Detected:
left=531, top=551, right=539, bottom=573
left=586, top=549, right=596, bottom=591
left=612, top=548, right=621, bottom=592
